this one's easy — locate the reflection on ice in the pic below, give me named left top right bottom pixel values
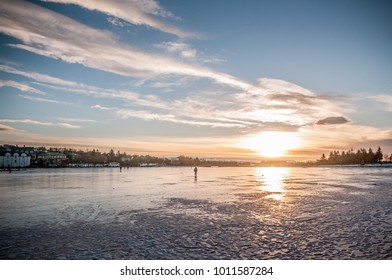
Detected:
left=0, top=166, right=389, bottom=229
left=256, top=167, right=289, bottom=200
left=2, top=166, right=392, bottom=260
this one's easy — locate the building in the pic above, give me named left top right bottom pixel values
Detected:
left=0, top=152, right=31, bottom=168
left=37, top=152, right=67, bottom=166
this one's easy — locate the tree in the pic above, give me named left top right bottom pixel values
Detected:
left=367, top=148, right=375, bottom=163
left=375, top=147, right=383, bottom=163
left=319, top=147, right=385, bottom=165
left=108, top=149, right=115, bottom=161
left=328, top=151, right=334, bottom=163
left=341, top=151, right=346, bottom=164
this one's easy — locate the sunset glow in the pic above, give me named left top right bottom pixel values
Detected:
left=243, top=132, right=301, bottom=158
left=0, top=0, right=391, bottom=159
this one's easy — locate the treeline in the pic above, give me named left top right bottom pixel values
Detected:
left=65, top=148, right=171, bottom=166
left=64, top=149, right=241, bottom=167
left=318, top=147, right=388, bottom=165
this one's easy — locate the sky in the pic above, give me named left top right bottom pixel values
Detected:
left=0, top=0, right=391, bottom=160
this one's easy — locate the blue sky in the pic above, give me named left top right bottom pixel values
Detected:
left=0, top=0, right=391, bottom=159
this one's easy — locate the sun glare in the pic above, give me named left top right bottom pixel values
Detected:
left=243, top=131, right=301, bottom=158
left=256, top=167, right=289, bottom=200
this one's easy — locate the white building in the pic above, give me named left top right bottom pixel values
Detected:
left=0, top=152, right=31, bottom=168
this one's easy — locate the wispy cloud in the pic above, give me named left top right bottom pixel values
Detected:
left=203, top=57, right=227, bottom=64
left=115, top=108, right=244, bottom=128
left=368, top=94, right=392, bottom=112
left=114, top=78, right=346, bottom=131
left=0, top=119, right=53, bottom=126
left=0, top=0, right=253, bottom=91
left=19, top=94, right=59, bottom=103
left=0, top=65, right=79, bottom=87
left=58, top=117, right=96, bottom=123
left=57, top=123, right=81, bottom=129
left=0, top=64, right=140, bottom=101
left=0, top=119, right=81, bottom=129
left=42, top=0, right=193, bottom=38
left=2, top=63, right=346, bottom=133
left=133, top=76, right=196, bottom=90
left=0, top=80, right=46, bottom=95
left=155, top=41, right=197, bottom=58
left=90, top=105, right=111, bottom=111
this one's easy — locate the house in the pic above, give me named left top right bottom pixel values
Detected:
left=0, top=152, right=31, bottom=168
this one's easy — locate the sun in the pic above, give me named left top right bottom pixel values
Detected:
left=243, top=131, right=301, bottom=158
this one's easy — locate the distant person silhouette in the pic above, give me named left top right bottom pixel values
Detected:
left=194, top=166, right=198, bottom=176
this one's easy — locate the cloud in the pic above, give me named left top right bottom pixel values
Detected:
left=114, top=78, right=346, bottom=131
left=151, top=40, right=222, bottom=66
left=367, top=94, right=392, bottom=112
left=155, top=41, right=197, bottom=58
left=1, top=63, right=347, bottom=136
left=229, top=78, right=344, bottom=127
left=19, top=94, right=59, bottom=103
left=57, top=123, right=81, bottom=129
left=0, top=119, right=80, bottom=129
left=0, top=65, right=79, bottom=87
left=181, top=49, right=197, bottom=58
left=316, top=116, right=350, bottom=125
left=42, top=0, right=193, bottom=38
left=90, top=104, right=111, bottom=111
left=0, top=124, right=18, bottom=132
left=0, top=65, right=242, bottom=128
left=58, top=117, right=96, bottom=123
left=0, top=64, right=142, bottom=102
left=203, top=57, right=227, bottom=64
left=0, top=80, right=46, bottom=95
left=0, top=1, right=253, bottom=92
left=107, top=17, right=125, bottom=27
left=2, top=62, right=345, bottom=132
left=0, top=119, right=53, bottom=126
left=115, top=108, right=245, bottom=128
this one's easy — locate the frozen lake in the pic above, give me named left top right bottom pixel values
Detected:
left=1, top=166, right=391, bottom=259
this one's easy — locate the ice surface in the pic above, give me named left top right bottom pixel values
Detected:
left=1, top=166, right=391, bottom=259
